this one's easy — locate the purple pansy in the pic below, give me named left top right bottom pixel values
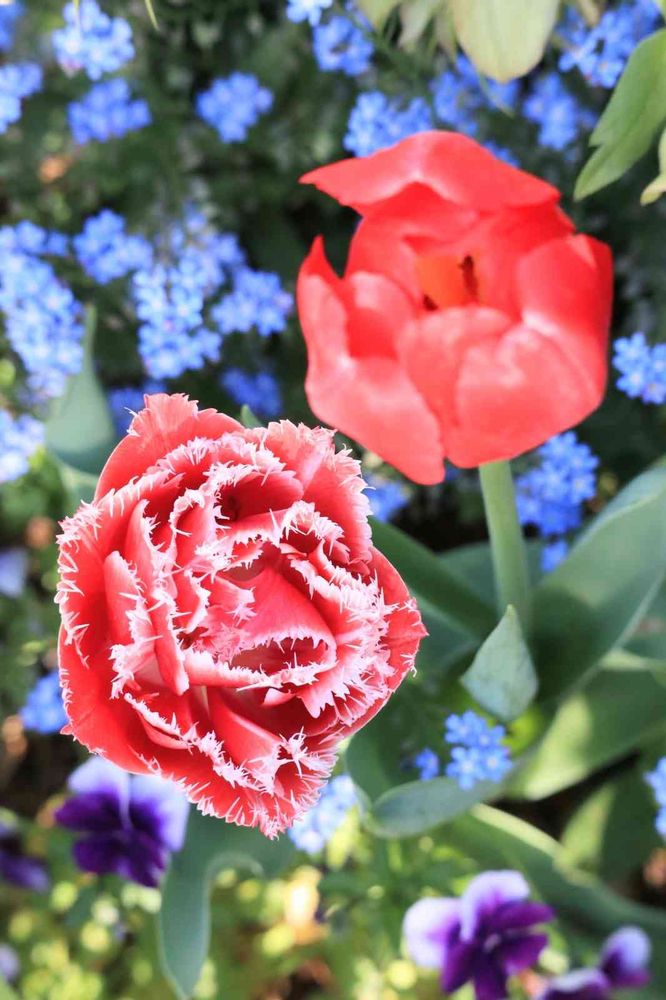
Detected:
left=539, top=927, right=651, bottom=1000
left=403, top=870, right=553, bottom=1000
left=0, top=820, right=49, bottom=892
left=55, top=756, right=189, bottom=887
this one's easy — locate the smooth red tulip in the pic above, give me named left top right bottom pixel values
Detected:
left=297, top=132, right=613, bottom=484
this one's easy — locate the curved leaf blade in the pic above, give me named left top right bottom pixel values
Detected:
left=450, top=0, right=560, bottom=82
left=368, top=776, right=499, bottom=838
left=461, top=605, right=537, bottom=722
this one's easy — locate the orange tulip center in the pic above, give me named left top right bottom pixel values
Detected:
left=416, top=252, right=481, bottom=310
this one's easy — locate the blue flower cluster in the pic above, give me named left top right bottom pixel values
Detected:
left=286, top=0, right=333, bottom=26
left=0, top=411, right=43, bottom=485
left=74, top=210, right=151, bottom=284
left=613, top=332, right=666, bottom=405
left=212, top=268, right=293, bottom=338
left=364, top=472, right=409, bottom=522
left=524, top=72, right=596, bottom=151
left=69, top=78, right=151, bottom=144
left=0, top=248, right=84, bottom=398
left=559, top=0, right=659, bottom=89
left=53, top=0, right=134, bottom=80
left=646, top=758, right=666, bottom=838
left=0, top=547, right=28, bottom=599
left=221, top=367, right=283, bottom=419
left=20, top=672, right=68, bottom=735
left=0, top=1, right=23, bottom=52
left=0, top=220, right=68, bottom=257
left=516, top=432, right=599, bottom=572
left=107, top=380, right=166, bottom=435
left=312, top=9, right=373, bottom=76
left=444, top=711, right=512, bottom=790
left=196, top=73, right=273, bottom=144
left=412, top=712, right=512, bottom=789
left=0, top=62, right=42, bottom=134
left=287, top=775, right=357, bottom=854
left=344, top=91, right=433, bottom=157
left=431, top=56, right=519, bottom=137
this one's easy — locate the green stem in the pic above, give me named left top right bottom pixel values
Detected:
left=479, top=460, right=531, bottom=629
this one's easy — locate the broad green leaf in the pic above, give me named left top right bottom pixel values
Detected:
left=356, top=0, right=401, bottom=25
left=641, top=125, right=666, bottom=203
left=449, top=0, right=560, bottom=82
left=461, top=605, right=537, bottom=722
left=561, top=770, right=660, bottom=878
left=158, top=809, right=294, bottom=999
left=239, top=404, right=262, bottom=428
left=399, top=0, right=441, bottom=47
left=45, top=307, right=116, bottom=480
left=368, top=776, right=499, bottom=838
left=447, top=805, right=666, bottom=995
left=509, top=667, right=666, bottom=799
left=371, top=519, right=496, bottom=640
left=531, top=466, right=666, bottom=700
left=0, top=980, right=19, bottom=1000
left=575, top=29, right=666, bottom=199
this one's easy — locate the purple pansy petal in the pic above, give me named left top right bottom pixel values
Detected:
left=55, top=791, right=122, bottom=833
left=72, top=835, right=129, bottom=878
left=538, top=968, right=609, bottom=1000
left=489, top=899, right=554, bottom=933
left=472, top=952, right=510, bottom=1000
left=126, top=835, right=168, bottom=888
left=600, top=926, right=651, bottom=988
left=67, top=756, right=131, bottom=808
left=442, top=937, right=477, bottom=993
left=459, top=870, right=530, bottom=941
left=0, top=850, right=49, bottom=892
left=130, top=774, right=189, bottom=852
left=403, top=897, right=461, bottom=969
left=495, top=931, right=549, bottom=975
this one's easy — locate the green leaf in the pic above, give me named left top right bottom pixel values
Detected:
left=239, top=404, right=262, bottom=428
left=575, top=29, right=666, bottom=199
left=509, top=666, right=666, bottom=799
left=642, top=125, right=666, bottom=203
left=370, top=518, right=496, bottom=640
left=0, top=980, right=20, bottom=1000
left=561, top=770, right=660, bottom=879
left=449, top=0, right=560, bottom=82
left=447, top=805, right=666, bottom=994
left=399, top=0, right=441, bottom=47
left=356, top=0, right=401, bottom=26
left=158, top=809, right=294, bottom=999
left=461, top=605, right=537, bottom=722
left=531, top=466, right=666, bottom=700
left=45, top=306, right=116, bottom=496
left=368, top=776, right=500, bottom=838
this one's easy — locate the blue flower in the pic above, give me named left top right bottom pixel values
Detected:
left=524, top=72, right=595, bottom=151
left=613, top=331, right=666, bottom=404
left=287, top=775, right=357, bottom=854
left=0, top=221, right=68, bottom=257
left=646, top=757, right=666, bottom=836
left=20, top=672, right=68, bottom=735
left=0, top=820, right=49, bottom=892
left=55, top=756, right=189, bottom=887
left=558, top=1, right=659, bottom=89
left=0, top=252, right=84, bottom=398
left=539, top=927, right=651, bottom=999
left=312, top=13, right=373, bottom=76
left=344, top=90, right=433, bottom=157
left=0, top=411, right=43, bottom=483
left=0, top=943, right=19, bottom=984
left=404, top=870, right=553, bottom=1000
left=53, top=0, right=134, bottom=80
left=413, top=748, right=440, bottom=781
left=196, top=73, right=273, bottom=143
left=221, top=367, right=283, bottom=419
left=364, top=472, right=409, bottom=522
left=68, top=78, right=151, bottom=144
left=107, top=381, right=166, bottom=435
left=0, top=61, right=42, bottom=133
left=444, top=711, right=512, bottom=790
left=0, top=2, right=23, bottom=53
left=0, top=547, right=28, bottom=598
left=286, top=0, right=333, bottom=26
left=212, top=267, right=293, bottom=337
left=74, top=210, right=151, bottom=284
left=541, top=539, right=569, bottom=574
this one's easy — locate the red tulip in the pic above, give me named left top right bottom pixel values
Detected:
left=297, top=132, right=613, bottom=485
left=56, top=395, right=425, bottom=836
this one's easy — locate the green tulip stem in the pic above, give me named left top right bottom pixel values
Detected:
left=479, top=460, right=531, bottom=629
